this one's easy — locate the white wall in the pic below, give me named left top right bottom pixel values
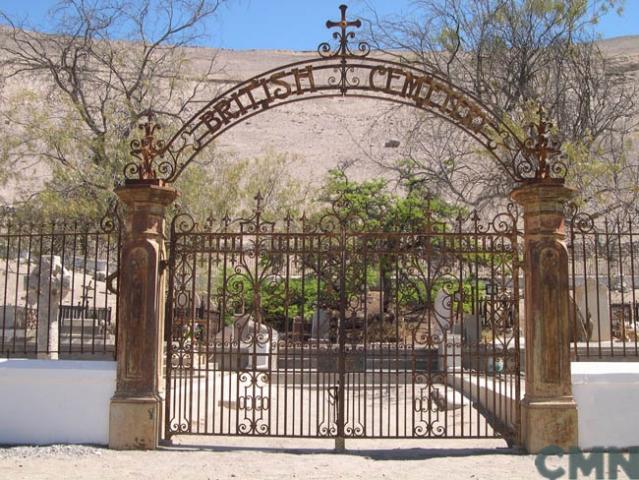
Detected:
left=573, top=362, right=639, bottom=450
left=0, top=359, right=116, bottom=446
left=447, top=373, right=519, bottom=434
left=446, top=362, right=639, bottom=450
left=0, top=358, right=637, bottom=449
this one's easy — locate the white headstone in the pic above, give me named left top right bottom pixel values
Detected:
left=434, top=289, right=462, bottom=371
left=26, top=256, right=71, bottom=359
left=574, top=278, right=610, bottom=342
left=234, top=315, right=279, bottom=370
left=311, top=309, right=330, bottom=340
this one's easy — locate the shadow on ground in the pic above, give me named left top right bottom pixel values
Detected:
left=163, top=443, right=524, bottom=460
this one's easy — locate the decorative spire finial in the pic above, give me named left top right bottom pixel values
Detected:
left=127, top=112, right=165, bottom=181
left=524, top=105, right=561, bottom=180
left=318, top=4, right=369, bottom=59
left=254, top=191, right=264, bottom=212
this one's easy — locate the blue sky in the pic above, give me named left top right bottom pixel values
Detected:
left=1, top=0, right=638, bottom=51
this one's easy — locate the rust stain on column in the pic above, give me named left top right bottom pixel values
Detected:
left=511, top=180, right=578, bottom=453
left=109, top=180, right=178, bottom=450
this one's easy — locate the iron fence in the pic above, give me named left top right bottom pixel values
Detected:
left=164, top=197, right=521, bottom=441
left=0, top=212, right=121, bottom=359
left=568, top=209, right=639, bottom=359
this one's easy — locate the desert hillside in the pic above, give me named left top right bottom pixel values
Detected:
left=1, top=33, right=638, bottom=205
left=189, top=36, right=639, bottom=190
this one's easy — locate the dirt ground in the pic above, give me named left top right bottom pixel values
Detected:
left=1, top=436, right=624, bottom=480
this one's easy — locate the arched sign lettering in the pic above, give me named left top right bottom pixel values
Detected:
left=125, top=5, right=566, bottom=184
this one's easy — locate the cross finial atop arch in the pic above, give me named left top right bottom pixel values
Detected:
left=326, top=5, right=361, bottom=56
left=318, top=4, right=369, bottom=58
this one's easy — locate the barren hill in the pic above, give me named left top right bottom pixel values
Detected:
left=191, top=36, right=639, bottom=193
left=1, top=34, right=638, bottom=205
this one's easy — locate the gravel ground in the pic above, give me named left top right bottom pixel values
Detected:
left=2, top=437, right=626, bottom=480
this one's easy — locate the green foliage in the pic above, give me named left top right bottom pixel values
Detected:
left=202, top=170, right=491, bottom=329
left=370, top=0, right=634, bottom=214
left=317, top=169, right=466, bottom=232
left=218, top=273, right=324, bottom=325
left=175, top=150, right=307, bottom=227
left=0, top=0, right=249, bottom=225
left=396, top=274, right=485, bottom=315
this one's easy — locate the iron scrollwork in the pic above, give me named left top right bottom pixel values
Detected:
left=120, top=5, right=566, bottom=186
left=319, top=4, right=370, bottom=95
left=318, top=4, right=370, bottom=59
left=164, top=193, right=521, bottom=439
left=516, top=106, right=568, bottom=182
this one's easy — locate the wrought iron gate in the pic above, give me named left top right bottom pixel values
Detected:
left=164, top=196, right=521, bottom=442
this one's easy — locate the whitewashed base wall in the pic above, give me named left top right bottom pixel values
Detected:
left=572, top=362, right=639, bottom=450
left=0, top=359, right=116, bottom=445
left=0, top=359, right=637, bottom=449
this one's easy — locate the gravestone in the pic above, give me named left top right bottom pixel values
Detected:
left=292, top=316, right=304, bottom=341
left=311, top=308, right=330, bottom=340
left=26, top=256, right=71, bottom=359
left=234, top=314, right=279, bottom=370
left=434, top=290, right=461, bottom=371
left=463, top=313, right=481, bottom=346
left=574, top=278, right=610, bottom=342
left=365, top=290, right=382, bottom=317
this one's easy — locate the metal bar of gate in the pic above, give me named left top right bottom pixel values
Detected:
left=161, top=203, right=523, bottom=442
left=336, top=227, right=347, bottom=446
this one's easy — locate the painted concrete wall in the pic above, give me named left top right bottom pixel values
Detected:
left=448, top=362, right=639, bottom=450
left=447, top=373, right=519, bottom=435
left=0, top=359, right=116, bottom=445
left=572, top=362, right=639, bottom=450
left=0, top=359, right=637, bottom=448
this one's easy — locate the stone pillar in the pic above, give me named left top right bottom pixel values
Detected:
left=511, top=180, right=578, bottom=453
left=109, top=180, right=177, bottom=450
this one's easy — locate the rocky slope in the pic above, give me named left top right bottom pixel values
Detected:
left=1, top=34, right=638, bottom=204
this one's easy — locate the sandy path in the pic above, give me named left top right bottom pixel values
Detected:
left=0, top=437, right=591, bottom=480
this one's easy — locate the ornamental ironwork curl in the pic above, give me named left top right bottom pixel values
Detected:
left=568, top=207, right=596, bottom=234
left=317, top=4, right=370, bottom=60
left=317, top=190, right=367, bottom=233
left=99, top=200, right=122, bottom=234
left=519, top=106, right=568, bottom=182
left=413, top=375, right=446, bottom=437
left=171, top=210, right=196, bottom=234
left=469, top=203, right=520, bottom=236
left=344, top=421, right=365, bottom=437
left=120, top=5, right=564, bottom=186
left=125, top=113, right=169, bottom=180
left=239, top=192, right=276, bottom=235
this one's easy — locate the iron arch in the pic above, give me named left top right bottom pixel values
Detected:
left=125, top=4, right=565, bottom=185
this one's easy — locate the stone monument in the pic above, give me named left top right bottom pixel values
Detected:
left=26, top=255, right=71, bottom=359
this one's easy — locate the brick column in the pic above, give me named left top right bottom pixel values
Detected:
left=109, top=180, right=177, bottom=450
left=511, top=179, right=578, bottom=453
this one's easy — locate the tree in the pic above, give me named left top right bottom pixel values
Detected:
left=364, top=0, right=638, bottom=216
left=308, top=167, right=475, bottom=319
left=316, top=166, right=463, bottom=232
left=0, top=0, right=241, bottom=223
left=176, top=150, right=308, bottom=225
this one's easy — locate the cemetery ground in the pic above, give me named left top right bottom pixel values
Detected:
left=0, top=437, right=577, bottom=480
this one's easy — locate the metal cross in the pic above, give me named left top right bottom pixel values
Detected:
left=130, top=112, right=164, bottom=180
left=80, top=281, right=94, bottom=309
left=326, top=5, right=362, bottom=56
left=526, top=106, right=560, bottom=180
